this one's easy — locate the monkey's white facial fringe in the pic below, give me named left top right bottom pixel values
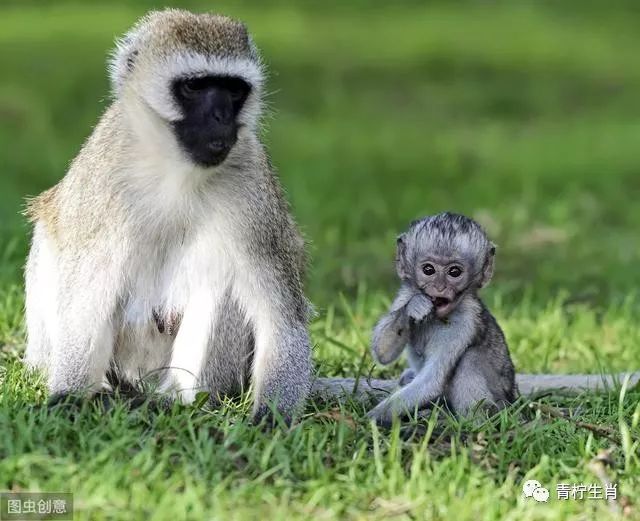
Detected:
left=156, top=53, right=263, bottom=123
left=164, top=52, right=264, bottom=89
left=111, top=46, right=265, bottom=127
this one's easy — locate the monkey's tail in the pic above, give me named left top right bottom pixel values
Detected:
left=515, top=372, right=640, bottom=395
left=311, top=372, right=640, bottom=402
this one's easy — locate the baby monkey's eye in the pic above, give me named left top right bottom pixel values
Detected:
left=422, top=263, right=435, bottom=276
left=448, top=266, right=463, bottom=278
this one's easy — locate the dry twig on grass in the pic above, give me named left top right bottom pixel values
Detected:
left=529, top=402, right=619, bottom=443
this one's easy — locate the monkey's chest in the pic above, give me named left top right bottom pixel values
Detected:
left=123, top=268, right=190, bottom=331
left=408, top=323, right=446, bottom=365
left=122, top=296, right=185, bottom=337
left=121, top=229, right=232, bottom=333
left=115, top=271, right=190, bottom=377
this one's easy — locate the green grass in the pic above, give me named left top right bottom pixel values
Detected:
left=1, top=1, right=640, bottom=519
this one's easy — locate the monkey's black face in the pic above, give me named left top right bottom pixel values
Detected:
left=415, top=256, right=472, bottom=318
left=171, top=75, right=251, bottom=167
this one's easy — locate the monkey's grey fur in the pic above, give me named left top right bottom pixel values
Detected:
left=367, top=213, right=517, bottom=423
left=24, top=9, right=310, bottom=423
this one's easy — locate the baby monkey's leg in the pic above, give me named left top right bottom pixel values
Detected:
left=444, top=354, right=497, bottom=416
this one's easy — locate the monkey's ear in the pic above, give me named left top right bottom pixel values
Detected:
left=395, top=234, right=411, bottom=280
left=109, top=34, right=140, bottom=96
left=479, top=243, right=496, bottom=288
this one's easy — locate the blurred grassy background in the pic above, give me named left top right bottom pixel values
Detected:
left=1, top=1, right=639, bottom=308
left=2, top=3, right=640, bottom=519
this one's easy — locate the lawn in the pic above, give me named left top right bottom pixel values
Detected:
left=0, top=1, right=639, bottom=519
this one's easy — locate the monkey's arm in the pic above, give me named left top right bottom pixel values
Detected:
left=246, top=286, right=311, bottom=424
left=234, top=249, right=311, bottom=425
left=371, top=286, right=433, bottom=365
left=160, top=290, right=221, bottom=404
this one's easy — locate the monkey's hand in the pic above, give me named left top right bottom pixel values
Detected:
left=389, top=283, right=419, bottom=313
left=405, top=293, right=434, bottom=323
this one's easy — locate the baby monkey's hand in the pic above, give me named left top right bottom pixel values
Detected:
left=406, top=292, right=434, bottom=323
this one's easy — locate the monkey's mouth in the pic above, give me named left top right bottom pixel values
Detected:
left=431, top=296, right=455, bottom=318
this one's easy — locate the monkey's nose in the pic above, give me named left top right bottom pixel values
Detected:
left=427, top=288, right=448, bottom=299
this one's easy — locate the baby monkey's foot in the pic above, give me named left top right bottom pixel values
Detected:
left=399, top=368, right=416, bottom=386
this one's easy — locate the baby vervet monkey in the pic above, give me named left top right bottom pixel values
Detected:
left=24, top=9, right=311, bottom=424
left=369, top=213, right=518, bottom=424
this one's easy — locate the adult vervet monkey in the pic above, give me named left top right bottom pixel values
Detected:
left=24, top=9, right=311, bottom=423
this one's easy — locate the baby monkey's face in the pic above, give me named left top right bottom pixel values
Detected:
left=396, top=213, right=495, bottom=318
left=414, top=254, right=471, bottom=318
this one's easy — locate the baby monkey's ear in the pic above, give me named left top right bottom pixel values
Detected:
left=395, top=233, right=411, bottom=280
left=479, top=243, right=496, bottom=288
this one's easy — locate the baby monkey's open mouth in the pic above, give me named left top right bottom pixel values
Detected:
left=429, top=296, right=456, bottom=318
left=433, top=297, right=450, bottom=308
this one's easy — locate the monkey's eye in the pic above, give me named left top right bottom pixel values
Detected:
left=422, top=263, right=435, bottom=276
left=226, top=79, right=249, bottom=101
left=212, top=76, right=251, bottom=103
left=448, top=266, right=463, bottom=278
left=179, top=78, right=205, bottom=98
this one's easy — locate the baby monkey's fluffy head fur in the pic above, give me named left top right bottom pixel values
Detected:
left=397, top=213, right=496, bottom=317
left=109, top=9, right=264, bottom=129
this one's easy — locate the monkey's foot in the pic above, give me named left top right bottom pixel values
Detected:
left=251, top=404, right=292, bottom=430
left=367, top=399, right=397, bottom=427
left=399, top=369, right=416, bottom=386
left=367, top=393, right=445, bottom=427
left=48, top=390, right=170, bottom=414
left=47, top=392, right=86, bottom=409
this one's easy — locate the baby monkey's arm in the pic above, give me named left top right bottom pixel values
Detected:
left=371, top=284, right=433, bottom=365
